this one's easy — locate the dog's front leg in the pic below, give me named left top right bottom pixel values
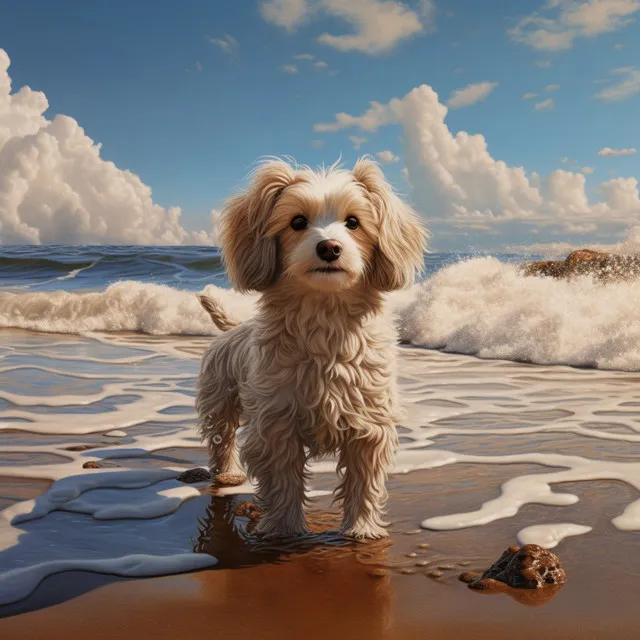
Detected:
left=336, top=430, right=396, bottom=540
left=241, top=425, right=309, bottom=538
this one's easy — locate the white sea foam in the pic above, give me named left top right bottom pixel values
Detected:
left=516, top=523, right=592, bottom=549
left=3, top=256, right=640, bottom=371
left=398, top=257, right=640, bottom=371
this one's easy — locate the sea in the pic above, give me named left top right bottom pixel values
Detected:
left=2, top=245, right=640, bottom=609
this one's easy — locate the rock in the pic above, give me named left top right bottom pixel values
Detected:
left=464, top=544, right=566, bottom=591
left=66, top=444, right=107, bottom=452
left=399, top=568, right=417, bottom=575
left=82, top=460, right=120, bottom=469
left=522, top=249, right=640, bottom=282
left=416, top=543, right=431, bottom=549
left=405, top=552, right=418, bottom=558
left=176, top=468, right=213, bottom=484
left=426, top=570, right=444, bottom=579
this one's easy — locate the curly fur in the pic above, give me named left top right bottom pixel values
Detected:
left=196, top=157, right=428, bottom=539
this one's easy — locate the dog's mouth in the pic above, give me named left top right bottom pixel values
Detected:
left=309, top=266, right=347, bottom=274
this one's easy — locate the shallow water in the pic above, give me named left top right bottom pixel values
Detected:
left=2, top=246, right=640, bottom=610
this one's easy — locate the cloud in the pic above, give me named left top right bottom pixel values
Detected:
left=0, top=50, right=214, bottom=245
left=375, top=150, right=400, bottom=164
left=293, top=53, right=315, bottom=60
left=598, top=146, right=637, bottom=156
left=261, top=0, right=429, bottom=54
left=348, top=135, right=367, bottom=149
left=580, top=166, right=595, bottom=174
left=614, top=42, right=627, bottom=48
left=509, top=0, right=640, bottom=51
left=208, top=34, right=239, bottom=55
left=446, top=81, right=498, bottom=109
left=535, top=60, right=553, bottom=67
left=560, top=157, right=569, bottom=163
left=280, top=64, right=299, bottom=74
left=594, top=66, right=640, bottom=101
left=314, top=82, right=640, bottom=240
left=523, top=92, right=538, bottom=100
left=544, top=83, right=561, bottom=91
left=534, top=97, right=555, bottom=110
left=314, top=60, right=329, bottom=69
left=259, top=0, right=311, bottom=31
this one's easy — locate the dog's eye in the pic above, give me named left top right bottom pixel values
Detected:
left=345, top=216, right=360, bottom=230
left=290, top=215, right=309, bottom=231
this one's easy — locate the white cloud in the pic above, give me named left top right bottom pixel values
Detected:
left=594, top=66, right=640, bottom=101
left=535, top=60, right=553, bottom=67
left=523, top=92, right=538, bottom=100
left=580, top=166, right=595, bottom=174
left=314, top=82, right=640, bottom=239
left=375, top=150, right=400, bottom=164
left=208, top=34, right=239, bottom=55
left=261, top=0, right=428, bottom=54
left=280, top=64, right=299, bottom=74
left=259, top=0, right=311, bottom=30
left=348, top=135, right=367, bottom=149
left=0, top=50, right=214, bottom=245
left=446, top=81, right=498, bottom=109
left=534, top=97, right=555, bottom=110
left=614, top=42, right=627, bottom=48
left=544, top=83, right=561, bottom=91
left=293, top=53, right=315, bottom=60
left=560, top=157, right=569, bottom=163
left=598, top=146, right=637, bottom=156
left=509, top=0, right=640, bottom=51
left=314, top=60, right=329, bottom=69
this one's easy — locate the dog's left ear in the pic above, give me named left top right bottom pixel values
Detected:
left=354, top=158, right=428, bottom=291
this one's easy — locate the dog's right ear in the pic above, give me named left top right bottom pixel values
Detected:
left=220, top=161, right=297, bottom=292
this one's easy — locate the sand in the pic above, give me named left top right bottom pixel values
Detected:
left=1, top=464, right=638, bottom=640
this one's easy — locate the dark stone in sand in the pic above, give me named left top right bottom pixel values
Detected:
left=463, top=544, right=566, bottom=591
left=176, top=468, right=213, bottom=484
left=522, top=249, right=640, bottom=282
left=82, top=461, right=120, bottom=469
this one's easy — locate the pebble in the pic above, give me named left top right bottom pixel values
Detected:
left=405, top=552, right=417, bottom=558
left=399, top=568, right=417, bottom=575
left=417, top=543, right=431, bottom=549
left=82, top=461, right=120, bottom=469
left=415, top=560, right=430, bottom=568
left=426, top=570, right=444, bottom=579
left=403, top=529, right=422, bottom=535
left=437, top=564, right=456, bottom=571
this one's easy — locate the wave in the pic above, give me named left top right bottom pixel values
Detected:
left=398, top=257, right=640, bottom=371
left=2, top=257, right=640, bottom=370
left=0, top=255, right=96, bottom=273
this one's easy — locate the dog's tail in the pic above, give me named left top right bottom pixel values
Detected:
left=197, top=294, right=240, bottom=332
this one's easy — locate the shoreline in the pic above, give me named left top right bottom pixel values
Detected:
left=1, top=467, right=638, bottom=638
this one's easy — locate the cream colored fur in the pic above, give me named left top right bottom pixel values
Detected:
left=196, top=157, right=428, bottom=539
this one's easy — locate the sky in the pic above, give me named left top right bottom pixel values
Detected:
left=0, top=0, right=640, bottom=251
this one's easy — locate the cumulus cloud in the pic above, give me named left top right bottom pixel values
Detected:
left=544, top=83, right=561, bottom=91
left=594, top=66, right=640, bottom=101
left=523, top=92, right=538, bottom=100
left=375, top=150, right=400, bottom=164
left=0, top=49, right=214, bottom=245
left=446, top=81, right=498, bottom=109
left=208, top=34, right=239, bottom=55
left=314, top=82, right=640, bottom=239
left=598, top=146, right=637, bottom=156
left=534, top=97, right=555, bottom=110
left=260, top=0, right=429, bottom=54
left=348, top=135, right=367, bottom=149
left=509, top=0, right=640, bottom=51
left=581, top=166, right=595, bottom=174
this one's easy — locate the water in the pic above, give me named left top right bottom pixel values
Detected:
left=2, top=245, right=640, bottom=609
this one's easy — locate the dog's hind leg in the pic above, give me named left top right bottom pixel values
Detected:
left=196, top=345, right=246, bottom=486
left=336, top=429, right=396, bottom=540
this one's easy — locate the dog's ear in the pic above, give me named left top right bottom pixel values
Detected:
left=220, top=161, right=297, bottom=292
left=353, top=158, right=428, bottom=292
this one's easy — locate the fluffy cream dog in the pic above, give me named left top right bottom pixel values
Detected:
left=196, top=157, right=428, bottom=539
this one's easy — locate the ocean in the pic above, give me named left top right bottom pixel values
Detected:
left=2, top=245, right=640, bottom=609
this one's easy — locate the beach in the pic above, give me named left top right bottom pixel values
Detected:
left=1, top=247, right=640, bottom=637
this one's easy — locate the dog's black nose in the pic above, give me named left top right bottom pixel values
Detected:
left=316, top=240, right=342, bottom=262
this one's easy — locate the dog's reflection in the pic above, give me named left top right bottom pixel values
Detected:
left=192, top=493, right=394, bottom=640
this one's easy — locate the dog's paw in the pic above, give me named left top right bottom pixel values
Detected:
left=342, top=522, right=389, bottom=540
left=214, top=472, right=247, bottom=486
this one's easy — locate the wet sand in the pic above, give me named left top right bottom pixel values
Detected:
left=1, top=464, right=638, bottom=639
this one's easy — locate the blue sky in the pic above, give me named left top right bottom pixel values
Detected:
left=1, top=0, right=640, bottom=250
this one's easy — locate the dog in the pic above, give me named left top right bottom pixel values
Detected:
left=196, top=157, right=428, bottom=539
